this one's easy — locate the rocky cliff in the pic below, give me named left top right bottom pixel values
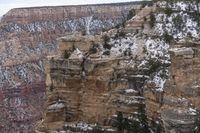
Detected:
left=41, top=1, right=200, bottom=133
left=1, top=0, right=200, bottom=132
left=0, top=2, right=146, bottom=132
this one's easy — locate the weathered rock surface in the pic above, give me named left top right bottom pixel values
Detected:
left=1, top=0, right=200, bottom=132
left=161, top=44, right=200, bottom=132
left=0, top=2, right=146, bottom=132
left=41, top=5, right=167, bottom=132
left=41, top=1, right=200, bottom=133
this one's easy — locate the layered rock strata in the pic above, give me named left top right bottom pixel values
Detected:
left=0, top=2, right=146, bottom=132
left=42, top=1, right=200, bottom=132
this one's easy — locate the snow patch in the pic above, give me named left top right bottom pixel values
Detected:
left=70, top=48, right=83, bottom=59
left=188, top=108, right=197, bottom=115
left=48, top=102, right=65, bottom=110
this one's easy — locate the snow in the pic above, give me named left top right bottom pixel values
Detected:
left=64, top=122, right=115, bottom=132
left=145, top=38, right=170, bottom=60
left=157, top=1, right=199, bottom=12
left=69, top=48, right=83, bottom=59
left=155, top=1, right=200, bottom=39
left=77, top=123, right=89, bottom=131
left=125, top=89, right=137, bottom=93
left=48, top=102, right=65, bottom=110
left=84, top=16, right=93, bottom=35
left=152, top=70, right=166, bottom=92
left=138, top=60, right=148, bottom=68
left=188, top=108, right=197, bottom=115
left=107, top=128, right=115, bottom=132
left=109, top=36, right=139, bottom=57
left=59, top=131, right=66, bottom=133
left=119, top=96, right=145, bottom=105
left=192, top=85, right=200, bottom=89
left=143, top=37, right=170, bottom=92
left=176, top=2, right=188, bottom=11
left=130, top=74, right=150, bottom=79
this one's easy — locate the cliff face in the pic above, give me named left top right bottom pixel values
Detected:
left=1, top=1, right=200, bottom=132
left=41, top=5, right=163, bottom=132
left=42, top=1, right=200, bottom=133
left=0, top=2, right=144, bottom=132
left=161, top=45, right=200, bottom=132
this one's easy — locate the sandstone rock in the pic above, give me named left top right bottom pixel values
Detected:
left=0, top=2, right=146, bottom=132
left=169, top=47, right=194, bottom=58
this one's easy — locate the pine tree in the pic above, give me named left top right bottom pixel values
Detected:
left=194, top=110, right=200, bottom=133
left=115, top=112, right=124, bottom=133
left=138, top=101, right=150, bottom=133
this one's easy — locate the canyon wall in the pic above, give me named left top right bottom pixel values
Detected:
left=0, top=2, right=145, bottom=132
left=42, top=1, right=200, bottom=133
left=0, top=1, right=199, bottom=132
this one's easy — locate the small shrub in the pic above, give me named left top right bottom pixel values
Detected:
left=82, top=30, right=87, bottom=35
left=149, top=12, right=156, bottom=28
left=114, top=30, right=126, bottom=39
left=103, top=43, right=112, bottom=50
left=49, top=84, right=54, bottom=92
left=112, top=112, right=124, bottom=133
left=172, top=14, right=183, bottom=31
left=164, top=7, right=173, bottom=17
left=102, top=35, right=110, bottom=44
left=63, top=50, right=71, bottom=59
left=89, top=42, right=99, bottom=54
left=115, top=20, right=126, bottom=29
left=194, top=110, right=200, bottom=133
left=144, top=16, right=147, bottom=22
left=89, top=47, right=97, bottom=54
left=147, top=2, right=153, bottom=7
left=135, top=29, right=139, bottom=35
left=129, top=43, right=133, bottom=47
left=148, top=59, right=162, bottom=74
left=91, top=125, right=103, bottom=133
left=103, top=50, right=110, bottom=56
left=115, top=23, right=121, bottom=29
left=141, top=3, right=147, bottom=9
left=123, top=48, right=132, bottom=56
left=187, top=32, right=192, bottom=38
left=101, top=28, right=107, bottom=32
left=163, top=32, right=173, bottom=43
left=143, top=47, right=147, bottom=53
left=72, top=44, right=76, bottom=51
left=102, top=35, right=111, bottom=50
left=190, top=11, right=200, bottom=26
left=141, top=24, right=144, bottom=29
left=127, top=9, right=136, bottom=20
left=122, top=21, right=126, bottom=28
left=50, top=57, right=54, bottom=63
left=134, top=55, right=138, bottom=60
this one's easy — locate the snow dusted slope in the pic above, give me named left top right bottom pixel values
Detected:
left=40, top=0, right=200, bottom=131
left=152, top=1, right=200, bottom=132
left=53, top=1, right=200, bottom=132
left=155, top=1, right=200, bottom=39
left=42, top=4, right=172, bottom=132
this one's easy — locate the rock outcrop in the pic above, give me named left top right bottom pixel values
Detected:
left=1, top=0, right=200, bottom=132
left=0, top=2, right=146, bottom=132
left=41, top=1, right=200, bottom=133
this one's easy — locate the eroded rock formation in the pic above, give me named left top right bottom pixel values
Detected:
left=0, top=2, right=145, bottom=132
left=0, top=0, right=200, bottom=133
left=41, top=1, right=200, bottom=133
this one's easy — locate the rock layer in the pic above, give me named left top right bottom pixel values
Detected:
left=42, top=1, right=200, bottom=133
left=0, top=2, right=145, bottom=132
